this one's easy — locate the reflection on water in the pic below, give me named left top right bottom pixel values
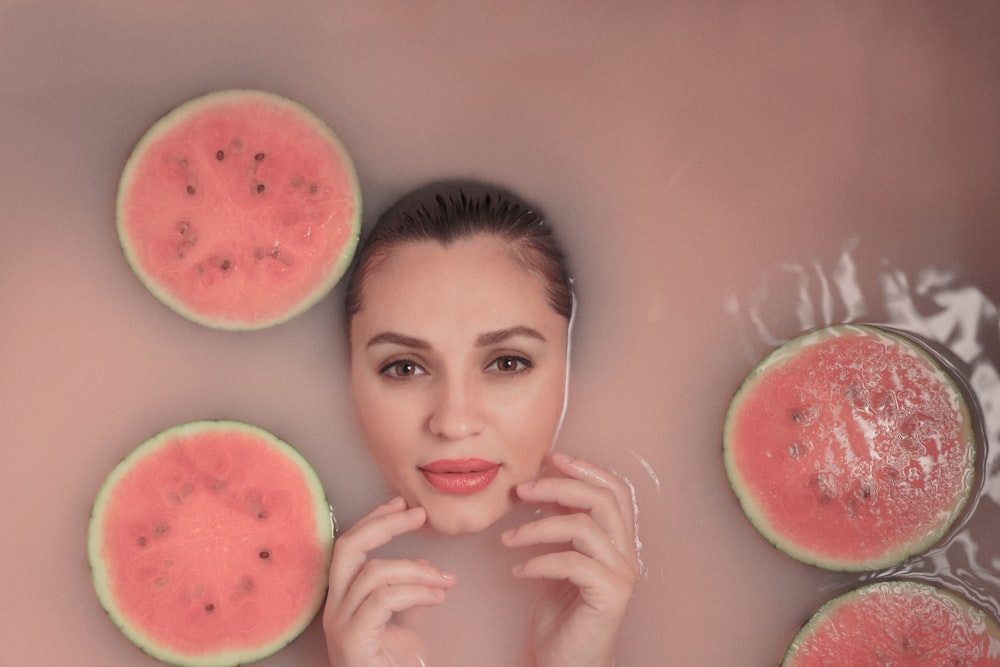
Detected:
left=727, top=237, right=1000, bottom=619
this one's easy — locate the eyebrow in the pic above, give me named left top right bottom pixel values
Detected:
left=366, top=326, right=546, bottom=349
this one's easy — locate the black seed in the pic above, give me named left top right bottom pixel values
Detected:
left=254, top=152, right=265, bottom=161
left=216, top=150, right=224, bottom=161
left=136, top=536, right=147, bottom=547
left=259, top=550, right=270, bottom=559
left=186, top=184, right=196, bottom=195
left=154, top=524, right=170, bottom=536
left=219, top=258, right=231, bottom=271
left=257, top=511, right=269, bottom=520
left=256, top=183, right=266, bottom=194
left=205, top=603, right=215, bottom=613
left=309, top=183, right=318, bottom=194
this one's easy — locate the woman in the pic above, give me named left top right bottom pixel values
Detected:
left=324, top=181, right=640, bottom=667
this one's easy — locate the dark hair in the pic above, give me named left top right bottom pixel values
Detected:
left=345, top=180, right=574, bottom=328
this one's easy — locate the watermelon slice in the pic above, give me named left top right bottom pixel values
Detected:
left=783, top=580, right=1000, bottom=665
left=116, top=89, right=361, bottom=330
left=88, top=420, right=334, bottom=666
left=723, top=324, right=977, bottom=571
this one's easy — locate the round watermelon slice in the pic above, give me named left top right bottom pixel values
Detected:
left=88, top=420, right=334, bottom=666
left=783, top=580, right=1000, bottom=665
left=723, top=324, right=977, bottom=571
left=116, top=89, right=361, bottom=330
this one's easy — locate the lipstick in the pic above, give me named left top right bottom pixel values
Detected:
left=420, top=458, right=500, bottom=495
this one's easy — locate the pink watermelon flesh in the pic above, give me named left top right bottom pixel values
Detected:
left=88, top=421, right=333, bottom=666
left=723, top=324, right=976, bottom=571
left=116, top=89, right=360, bottom=330
left=783, top=581, right=1000, bottom=666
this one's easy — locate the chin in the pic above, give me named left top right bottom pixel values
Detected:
left=422, top=498, right=510, bottom=536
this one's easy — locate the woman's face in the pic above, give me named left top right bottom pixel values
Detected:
left=349, top=235, right=570, bottom=535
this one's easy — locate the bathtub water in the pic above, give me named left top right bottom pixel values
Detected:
left=2, top=2, right=1000, bottom=665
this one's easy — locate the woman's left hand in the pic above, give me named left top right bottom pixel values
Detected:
left=501, top=451, right=641, bottom=667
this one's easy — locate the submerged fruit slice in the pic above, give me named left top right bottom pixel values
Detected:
left=723, top=324, right=977, bottom=571
left=116, top=89, right=361, bottom=330
left=88, top=420, right=334, bottom=666
left=783, top=580, right=1000, bottom=666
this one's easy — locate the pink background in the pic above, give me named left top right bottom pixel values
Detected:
left=3, top=2, right=1000, bottom=665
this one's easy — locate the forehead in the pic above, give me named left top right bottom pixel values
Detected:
left=350, top=236, right=564, bottom=343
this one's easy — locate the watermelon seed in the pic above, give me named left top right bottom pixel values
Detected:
left=257, top=511, right=269, bottom=520
left=155, top=576, right=169, bottom=588
left=219, top=258, right=232, bottom=272
left=136, top=536, right=147, bottom=547
left=215, top=149, right=224, bottom=161
left=309, top=183, right=319, bottom=194
left=186, top=184, right=196, bottom=195
left=259, top=550, right=270, bottom=560
left=256, top=182, right=266, bottom=194
left=204, top=603, right=215, bottom=613
left=154, top=524, right=171, bottom=536
left=788, top=441, right=809, bottom=458
left=254, top=152, right=266, bottom=161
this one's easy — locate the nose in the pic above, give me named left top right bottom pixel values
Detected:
left=427, top=372, right=484, bottom=440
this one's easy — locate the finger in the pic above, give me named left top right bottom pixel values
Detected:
left=501, top=512, right=631, bottom=575
left=514, top=474, right=633, bottom=560
left=512, top=549, right=635, bottom=612
left=338, top=558, right=455, bottom=621
left=550, top=452, right=638, bottom=540
left=325, top=584, right=448, bottom=662
left=327, top=498, right=427, bottom=603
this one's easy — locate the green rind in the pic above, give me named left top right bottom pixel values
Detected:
left=115, top=89, right=362, bottom=331
left=722, top=323, right=978, bottom=572
left=87, top=420, right=335, bottom=667
left=781, top=580, right=1000, bottom=666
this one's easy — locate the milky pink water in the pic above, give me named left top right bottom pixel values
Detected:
left=3, top=3, right=1000, bottom=665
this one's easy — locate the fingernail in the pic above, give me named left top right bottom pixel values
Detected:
left=439, top=569, right=455, bottom=581
left=553, top=452, right=576, bottom=466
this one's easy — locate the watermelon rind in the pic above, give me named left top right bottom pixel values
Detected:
left=723, top=323, right=978, bottom=572
left=87, top=420, right=334, bottom=667
left=782, top=580, right=1000, bottom=665
left=115, top=89, right=361, bottom=331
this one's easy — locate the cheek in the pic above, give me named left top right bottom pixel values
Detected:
left=350, top=375, right=408, bottom=463
left=504, top=370, right=567, bottom=453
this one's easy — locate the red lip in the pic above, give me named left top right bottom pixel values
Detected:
left=420, top=458, right=500, bottom=495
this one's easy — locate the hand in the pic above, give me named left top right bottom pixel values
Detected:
left=501, top=452, right=641, bottom=667
left=323, top=496, right=455, bottom=667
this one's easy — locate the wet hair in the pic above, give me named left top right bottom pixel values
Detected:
left=344, top=180, right=574, bottom=329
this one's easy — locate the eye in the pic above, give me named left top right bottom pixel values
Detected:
left=379, top=359, right=426, bottom=378
left=486, top=355, right=532, bottom=374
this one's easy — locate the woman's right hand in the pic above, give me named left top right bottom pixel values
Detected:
left=323, top=496, right=455, bottom=667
